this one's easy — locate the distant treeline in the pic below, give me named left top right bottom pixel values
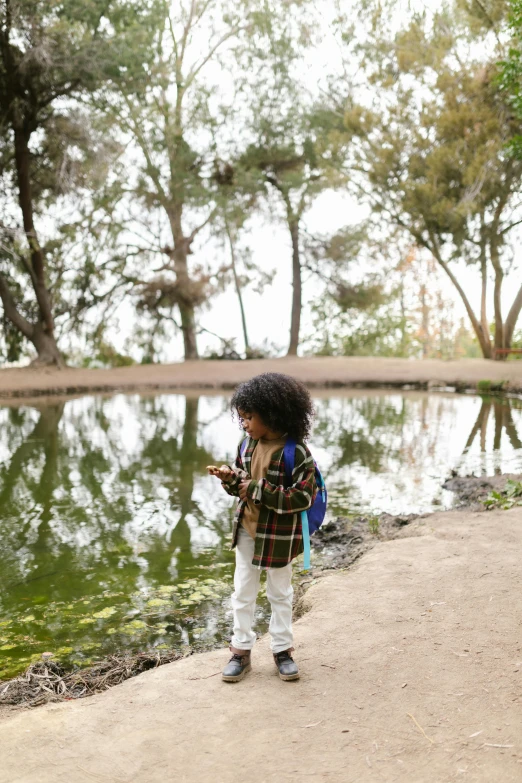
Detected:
left=1, top=0, right=522, bottom=365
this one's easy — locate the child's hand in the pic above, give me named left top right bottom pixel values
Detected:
left=238, top=480, right=250, bottom=500
left=207, top=465, right=234, bottom=483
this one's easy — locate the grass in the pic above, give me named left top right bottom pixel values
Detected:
left=483, top=479, right=522, bottom=510
left=477, top=379, right=506, bottom=393
left=368, top=516, right=380, bottom=535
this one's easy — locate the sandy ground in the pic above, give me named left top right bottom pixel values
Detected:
left=1, top=507, right=521, bottom=783
left=1, top=356, right=522, bottom=398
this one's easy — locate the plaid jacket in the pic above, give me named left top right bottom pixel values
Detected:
left=221, top=436, right=317, bottom=569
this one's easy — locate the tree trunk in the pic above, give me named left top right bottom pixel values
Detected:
left=0, top=273, right=63, bottom=366
left=1, top=125, right=63, bottom=366
left=169, top=209, right=199, bottom=361
left=178, top=295, right=199, bottom=360
left=399, top=281, right=408, bottom=355
left=479, top=247, right=492, bottom=357
left=419, top=284, right=429, bottom=357
left=428, top=240, right=492, bottom=359
left=13, top=129, right=56, bottom=335
left=226, top=221, right=250, bottom=354
left=30, top=325, right=63, bottom=367
left=490, top=238, right=504, bottom=358
left=287, top=219, right=302, bottom=357
left=504, top=281, right=522, bottom=348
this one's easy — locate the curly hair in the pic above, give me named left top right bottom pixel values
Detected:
left=230, top=372, right=315, bottom=441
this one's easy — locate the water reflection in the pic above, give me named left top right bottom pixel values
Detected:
left=461, top=398, right=522, bottom=471
left=0, top=395, right=238, bottom=678
left=312, top=392, right=522, bottom=515
left=0, top=390, right=521, bottom=677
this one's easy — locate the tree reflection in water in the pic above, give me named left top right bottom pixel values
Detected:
left=460, top=397, right=522, bottom=475
left=0, top=394, right=237, bottom=677
left=311, top=392, right=522, bottom=515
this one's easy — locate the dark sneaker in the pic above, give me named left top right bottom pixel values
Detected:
left=222, top=651, right=251, bottom=682
left=273, top=650, right=299, bottom=681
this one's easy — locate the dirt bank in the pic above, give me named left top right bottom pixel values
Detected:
left=442, top=474, right=521, bottom=507
left=1, top=356, right=522, bottom=399
left=1, top=507, right=521, bottom=783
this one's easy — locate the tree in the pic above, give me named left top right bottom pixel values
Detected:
left=210, top=158, right=274, bottom=357
left=302, top=224, right=404, bottom=356
left=238, top=71, right=347, bottom=355
left=334, top=1, right=522, bottom=358
left=94, top=0, right=302, bottom=361
left=0, top=0, right=158, bottom=365
left=304, top=228, right=483, bottom=360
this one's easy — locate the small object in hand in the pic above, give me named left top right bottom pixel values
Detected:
left=206, top=465, right=233, bottom=481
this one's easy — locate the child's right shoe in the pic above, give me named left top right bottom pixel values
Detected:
left=222, top=648, right=251, bottom=682
left=273, top=649, right=300, bottom=681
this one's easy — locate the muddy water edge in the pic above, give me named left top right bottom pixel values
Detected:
left=0, top=389, right=521, bottom=704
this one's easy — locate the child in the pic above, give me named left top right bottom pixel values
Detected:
left=207, top=372, right=316, bottom=683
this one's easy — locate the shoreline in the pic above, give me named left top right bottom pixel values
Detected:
left=1, top=356, right=522, bottom=399
left=0, top=508, right=422, bottom=716
left=0, top=504, right=521, bottom=781
left=2, top=472, right=516, bottom=718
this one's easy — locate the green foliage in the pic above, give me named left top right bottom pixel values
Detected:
left=483, top=479, right=522, bottom=509
left=368, top=516, right=380, bottom=535
left=0, top=0, right=162, bottom=361
left=81, top=342, right=135, bottom=369
left=332, top=0, right=522, bottom=358
left=477, top=379, right=505, bottom=391
left=308, top=296, right=411, bottom=358
left=0, top=315, right=24, bottom=363
left=499, top=0, right=522, bottom=156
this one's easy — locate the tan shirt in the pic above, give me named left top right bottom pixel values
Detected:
left=241, top=436, right=287, bottom=540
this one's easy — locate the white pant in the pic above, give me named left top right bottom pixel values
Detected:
left=231, top=527, right=294, bottom=654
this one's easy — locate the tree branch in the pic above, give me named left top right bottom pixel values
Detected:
left=0, top=272, right=34, bottom=338
left=504, top=281, right=522, bottom=346
left=185, top=24, right=245, bottom=89
left=427, top=229, right=491, bottom=355
left=179, top=0, right=196, bottom=70
left=121, top=94, right=168, bottom=206
left=187, top=207, right=217, bottom=244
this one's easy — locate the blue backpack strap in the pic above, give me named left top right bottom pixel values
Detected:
left=283, top=437, right=297, bottom=484
left=284, top=437, right=311, bottom=572
left=301, top=510, right=311, bottom=571
left=240, top=437, right=248, bottom=459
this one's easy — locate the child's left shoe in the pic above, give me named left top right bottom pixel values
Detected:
left=222, top=649, right=251, bottom=682
left=273, top=649, right=299, bottom=681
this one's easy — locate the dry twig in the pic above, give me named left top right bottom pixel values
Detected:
left=407, top=712, right=435, bottom=744
left=0, top=651, right=183, bottom=708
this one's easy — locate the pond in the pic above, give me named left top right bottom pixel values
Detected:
left=1, top=389, right=521, bottom=679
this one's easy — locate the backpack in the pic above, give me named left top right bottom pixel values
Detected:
left=283, top=438, right=327, bottom=571
left=239, top=436, right=327, bottom=570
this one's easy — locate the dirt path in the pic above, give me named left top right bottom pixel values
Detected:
left=1, top=356, right=522, bottom=398
left=1, top=507, right=521, bottom=783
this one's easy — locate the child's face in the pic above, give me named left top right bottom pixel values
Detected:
left=238, top=409, right=276, bottom=440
